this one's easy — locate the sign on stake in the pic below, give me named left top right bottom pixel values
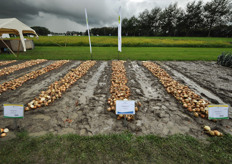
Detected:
left=3, top=104, right=24, bottom=130
left=208, top=104, right=229, bottom=120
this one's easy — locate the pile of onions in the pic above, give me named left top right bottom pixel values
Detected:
left=143, top=62, right=210, bottom=119
left=0, top=128, right=9, bottom=138
left=25, top=61, right=96, bottom=111
left=0, top=60, right=69, bottom=94
left=108, top=61, right=140, bottom=121
left=0, top=60, right=17, bottom=67
left=0, top=59, right=47, bottom=77
left=204, top=126, right=223, bottom=137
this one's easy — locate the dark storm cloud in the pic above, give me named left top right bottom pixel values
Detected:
left=0, top=0, right=211, bottom=32
left=0, top=0, right=39, bottom=20
left=0, top=0, right=117, bottom=26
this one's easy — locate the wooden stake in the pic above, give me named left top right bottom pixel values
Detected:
left=0, top=38, right=17, bottom=57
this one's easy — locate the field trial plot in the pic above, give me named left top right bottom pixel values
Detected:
left=0, top=60, right=231, bottom=139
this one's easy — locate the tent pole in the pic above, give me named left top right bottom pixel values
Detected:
left=0, top=37, right=17, bottom=57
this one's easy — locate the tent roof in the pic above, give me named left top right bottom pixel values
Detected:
left=0, top=18, right=37, bottom=36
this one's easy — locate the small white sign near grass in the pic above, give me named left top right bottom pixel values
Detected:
left=208, top=104, right=229, bottom=119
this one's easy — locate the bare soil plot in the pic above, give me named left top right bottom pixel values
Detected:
left=0, top=60, right=231, bottom=139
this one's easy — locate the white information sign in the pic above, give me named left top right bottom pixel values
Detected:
left=116, top=100, right=135, bottom=115
left=3, top=104, right=24, bottom=118
left=208, top=105, right=229, bottom=119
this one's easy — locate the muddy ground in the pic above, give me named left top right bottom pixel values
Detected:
left=0, top=60, right=231, bottom=140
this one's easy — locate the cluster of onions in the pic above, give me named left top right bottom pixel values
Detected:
left=204, top=126, right=223, bottom=137
left=0, top=59, right=47, bottom=77
left=143, top=61, right=210, bottom=119
left=107, top=61, right=141, bottom=121
left=0, top=60, right=69, bottom=94
left=0, top=60, right=17, bottom=67
left=0, top=128, right=9, bottom=138
left=25, top=61, right=96, bottom=111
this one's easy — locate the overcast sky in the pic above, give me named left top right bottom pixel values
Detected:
left=0, top=0, right=212, bottom=33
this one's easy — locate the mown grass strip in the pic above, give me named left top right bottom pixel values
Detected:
left=0, top=132, right=232, bottom=163
left=0, top=46, right=231, bottom=61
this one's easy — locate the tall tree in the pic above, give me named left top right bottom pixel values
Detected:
left=128, top=16, right=140, bottom=36
left=184, top=1, right=204, bottom=36
left=31, top=26, right=50, bottom=36
left=138, top=9, right=150, bottom=36
left=159, top=3, right=182, bottom=36
left=204, top=0, right=231, bottom=36
left=149, top=7, right=162, bottom=35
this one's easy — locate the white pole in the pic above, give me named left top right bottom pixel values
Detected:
left=118, top=6, right=122, bottom=52
left=85, top=8, right=92, bottom=57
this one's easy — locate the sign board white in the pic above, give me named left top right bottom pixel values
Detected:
left=3, top=104, right=24, bottom=118
left=208, top=105, right=229, bottom=119
left=116, top=100, right=135, bottom=115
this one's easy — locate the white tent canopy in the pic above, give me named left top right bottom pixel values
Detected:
left=0, top=18, right=38, bottom=52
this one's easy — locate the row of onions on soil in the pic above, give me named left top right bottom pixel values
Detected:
left=143, top=61, right=223, bottom=137
left=0, top=59, right=47, bottom=77
left=25, top=61, right=96, bottom=111
left=0, top=60, right=69, bottom=94
left=0, top=60, right=17, bottom=67
left=107, top=61, right=141, bottom=121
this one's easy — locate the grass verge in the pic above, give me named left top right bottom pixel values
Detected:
left=0, top=46, right=231, bottom=60
left=0, top=132, right=232, bottom=163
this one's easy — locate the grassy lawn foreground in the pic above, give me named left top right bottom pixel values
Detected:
left=0, top=46, right=231, bottom=60
left=0, top=132, right=232, bottom=163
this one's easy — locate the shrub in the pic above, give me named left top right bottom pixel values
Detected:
left=217, top=52, right=232, bottom=68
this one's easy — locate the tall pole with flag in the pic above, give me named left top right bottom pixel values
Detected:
left=118, top=6, right=122, bottom=60
left=85, top=8, right=92, bottom=60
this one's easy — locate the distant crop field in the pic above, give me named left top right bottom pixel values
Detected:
left=29, top=36, right=232, bottom=48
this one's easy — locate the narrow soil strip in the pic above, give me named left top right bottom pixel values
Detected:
left=25, top=61, right=96, bottom=111
left=0, top=60, right=69, bottom=95
left=158, top=62, right=225, bottom=104
left=0, top=60, right=17, bottom=67
left=0, top=59, right=47, bottom=77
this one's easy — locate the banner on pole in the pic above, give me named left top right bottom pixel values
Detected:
left=118, top=7, right=122, bottom=52
left=85, top=8, right=92, bottom=54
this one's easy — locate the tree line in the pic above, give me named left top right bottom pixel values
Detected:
left=91, top=0, right=232, bottom=37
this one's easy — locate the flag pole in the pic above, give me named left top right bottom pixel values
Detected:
left=118, top=6, right=122, bottom=60
left=85, top=8, right=92, bottom=60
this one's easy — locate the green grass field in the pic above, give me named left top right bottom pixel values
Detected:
left=0, top=46, right=231, bottom=60
left=1, top=132, right=232, bottom=163
left=30, top=36, right=232, bottom=48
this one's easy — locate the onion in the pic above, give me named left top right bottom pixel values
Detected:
left=194, top=112, right=199, bottom=117
left=3, top=128, right=9, bottom=133
left=209, top=131, right=215, bottom=136
left=204, top=126, right=211, bottom=131
left=0, top=133, right=7, bottom=138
